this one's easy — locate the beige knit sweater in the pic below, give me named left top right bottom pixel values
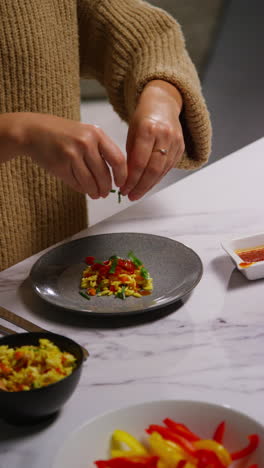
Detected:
left=0, top=0, right=211, bottom=271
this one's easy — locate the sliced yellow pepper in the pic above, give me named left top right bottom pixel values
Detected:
left=194, top=439, right=232, bottom=466
left=111, top=450, right=140, bottom=458
left=111, top=430, right=147, bottom=457
left=148, top=432, right=197, bottom=467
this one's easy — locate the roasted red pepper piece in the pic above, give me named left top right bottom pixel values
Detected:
left=92, top=263, right=104, bottom=271
left=98, top=266, right=110, bottom=276
left=177, top=461, right=187, bottom=468
left=213, top=421, right=226, bottom=444
left=114, top=266, right=122, bottom=275
left=117, top=259, right=136, bottom=273
left=85, top=256, right=95, bottom=265
left=163, top=418, right=200, bottom=442
left=231, top=434, right=259, bottom=460
left=146, top=425, right=196, bottom=454
left=195, top=449, right=225, bottom=468
left=95, top=456, right=159, bottom=468
left=248, top=465, right=258, bottom=468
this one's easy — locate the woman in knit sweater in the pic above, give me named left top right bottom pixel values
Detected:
left=0, top=0, right=211, bottom=271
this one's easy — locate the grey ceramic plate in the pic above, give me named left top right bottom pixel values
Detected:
left=30, top=233, right=203, bottom=316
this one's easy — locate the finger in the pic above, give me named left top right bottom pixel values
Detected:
left=66, top=148, right=100, bottom=198
left=173, top=132, right=185, bottom=167
left=83, top=143, right=112, bottom=198
left=120, top=132, right=155, bottom=196
left=157, top=132, right=185, bottom=180
left=128, top=141, right=172, bottom=201
left=96, top=128, right=127, bottom=188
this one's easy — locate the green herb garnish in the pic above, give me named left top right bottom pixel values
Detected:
left=127, top=251, right=143, bottom=267
left=109, top=257, right=118, bottom=274
left=116, top=285, right=126, bottom=300
left=79, top=291, right=90, bottom=300
left=140, top=266, right=149, bottom=279
left=110, top=189, right=122, bottom=203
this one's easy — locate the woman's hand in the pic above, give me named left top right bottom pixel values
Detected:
left=0, top=112, right=127, bottom=199
left=120, top=80, right=185, bottom=201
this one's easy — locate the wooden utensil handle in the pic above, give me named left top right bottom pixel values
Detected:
left=0, top=306, right=47, bottom=332
left=0, top=323, right=18, bottom=335
left=0, top=306, right=89, bottom=360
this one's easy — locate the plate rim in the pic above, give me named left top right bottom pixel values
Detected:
left=30, top=232, right=203, bottom=316
left=52, top=398, right=264, bottom=468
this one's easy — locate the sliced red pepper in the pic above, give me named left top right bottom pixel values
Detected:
left=95, top=456, right=159, bottom=468
left=146, top=425, right=196, bottom=455
left=117, top=259, right=134, bottom=269
left=247, top=465, right=258, bottom=468
left=85, top=256, right=95, bottom=265
left=163, top=418, right=200, bottom=442
left=177, top=461, right=187, bottom=468
left=231, top=434, right=259, bottom=460
left=114, top=266, right=122, bottom=275
left=213, top=421, right=226, bottom=444
left=195, top=449, right=225, bottom=468
left=98, top=266, right=109, bottom=276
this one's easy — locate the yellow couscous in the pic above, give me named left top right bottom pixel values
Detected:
left=0, top=338, right=76, bottom=392
left=80, top=251, right=153, bottom=300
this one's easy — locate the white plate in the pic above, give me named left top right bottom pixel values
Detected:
left=53, top=400, right=264, bottom=468
left=221, top=232, right=264, bottom=280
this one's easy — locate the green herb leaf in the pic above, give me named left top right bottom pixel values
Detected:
left=96, top=282, right=103, bottom=294
left=94, top=259, right=103, bottom=265
left=109, top=257, right=118, bottom=274
left=140, top=266, right=149, bottom=279
left=127, top=251, right=143, bottom=267
left=116, top=285, right=126, bottom=300
left=110, top=189, right=122, bottom=203
left=79, top=291, right=91, bottom=300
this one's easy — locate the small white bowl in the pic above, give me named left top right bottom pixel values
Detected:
left=221, top=232, right=264, bottom=280
left=53, top=400, right=264, bottom=468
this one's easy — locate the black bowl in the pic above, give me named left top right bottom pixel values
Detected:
left=0, top=332, right=85, bottom=425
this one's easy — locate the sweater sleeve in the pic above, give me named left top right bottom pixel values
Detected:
left=77, top=0, right=212, bottom=169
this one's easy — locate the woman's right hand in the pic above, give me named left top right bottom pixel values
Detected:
left=0, top=112, right=127, bottom=199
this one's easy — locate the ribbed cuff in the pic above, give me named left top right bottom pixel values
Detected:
left=78, top=0, right=212, bottom=169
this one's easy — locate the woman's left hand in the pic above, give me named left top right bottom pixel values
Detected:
left=120, top=80, right=185, bottom=201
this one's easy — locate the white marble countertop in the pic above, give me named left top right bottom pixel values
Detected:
left=1, top=138, right=264, bottom=468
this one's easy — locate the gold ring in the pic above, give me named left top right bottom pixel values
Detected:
left=153, top=148, right=168, bottom=155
